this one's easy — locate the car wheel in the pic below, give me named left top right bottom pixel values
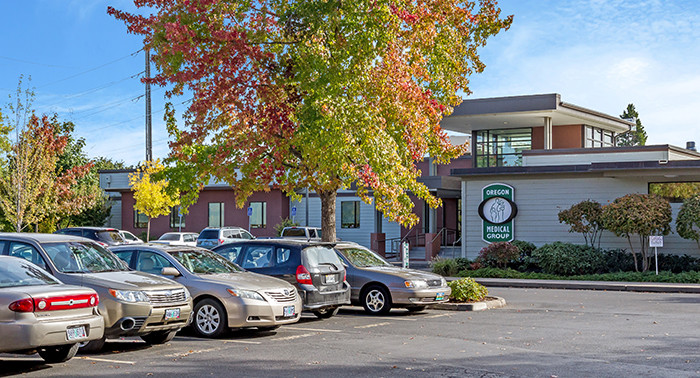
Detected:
left=406, top=306, right=427, bottom=312
left=362, top=285, right=392, bottom=315
left=38, top=343, right=79, bottom=363
left=78, top=336, right=106, bottom=353
left=193, top=298, right=228, bottom=338
left=257, top=325, right=280, bottom=332
left=312, top=306, right=340, bottom=319
left=140, top=330, right=177, bottom=344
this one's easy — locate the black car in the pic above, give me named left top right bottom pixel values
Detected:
left=212, top=240, right=350, bottom=318
left=54, top=227, right=125, bottom=247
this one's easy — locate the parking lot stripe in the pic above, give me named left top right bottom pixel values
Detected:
left=81, top=357, right=135, bottom=365
left=372, top=316, right=418, bottom=322
left=274, top=333, right=317, bottom=341
left=354, top=322, right=391, bottom=329
left=222, top=339, right=262, bottom=344
left=283, top=326, right=342, bottom=333
left=423, top=313, right=452, bottom=319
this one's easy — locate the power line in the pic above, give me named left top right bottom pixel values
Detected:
left=37, top=49, right=142, bottom=89
left=0, top=55, right=77, bottom=69
left=63, top=71, right=144, bottom=100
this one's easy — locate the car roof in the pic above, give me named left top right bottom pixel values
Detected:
left=200, top=226, right=245, bottom=231
left=0, top=232, right=92, bottom=243
left=110, top=243, right=208, bottom=253
left=57, top=227, right=118, bottom=231
left=213, top=239, right=336, bottom=248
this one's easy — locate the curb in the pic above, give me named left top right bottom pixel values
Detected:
left=431, top=296, right=506, bottom=311
left=465, top=278, right=700, bottom=294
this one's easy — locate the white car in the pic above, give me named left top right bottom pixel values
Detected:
left=151, top=232, right=200, bottom=247
left=119, top=230, right=144, bottom=244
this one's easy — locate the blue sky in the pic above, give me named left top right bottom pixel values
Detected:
left=1, top=0, right=699, bottom=166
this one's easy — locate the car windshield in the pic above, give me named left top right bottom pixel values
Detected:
left=97, top=230, right=124, bottom=243
left=0, top=259, right=60, bottom=288
left=170, top=250, right=243, bottom=274
left=303, top=246, right=343, bottom=269
left=159, top=234, right=180, bottom=241
left=43, top=242, right=128, bottom=273
left=339, top=247, right=391, bottom=267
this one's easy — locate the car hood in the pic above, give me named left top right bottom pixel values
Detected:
left=357, top=266, right=444, bottom=281
left=68, top=271, right=181, bottom=291
left=193, top=272, right=293, bottom=291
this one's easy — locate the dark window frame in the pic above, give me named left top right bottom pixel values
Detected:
left=341, top=201, right=361, bottom=229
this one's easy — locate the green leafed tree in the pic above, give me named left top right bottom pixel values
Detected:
left=676, top=195, right=700, bottom=250
left=616, top=103, right=647, bottom=146
left=557, top=200, right=603, bottom=247
left=110, top=0, right=513, bottom=242
left=130, top=160, right=179, bottom=241
left=600, top=193, right=671, bottom=272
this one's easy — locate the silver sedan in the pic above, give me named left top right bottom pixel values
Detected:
left=335, top=242, right=451, bottom=314
left=0, top=256, right=104, bottom=363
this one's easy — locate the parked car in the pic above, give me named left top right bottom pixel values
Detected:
left=212, top=240, right=350, bottom=318
left=151, top=232, right=200, bottom=247
left=0, top=256, right=104, bottom=363
left=334, top=242, right=451, bottom=314
left=119, top=230, right=144, bottom=244
left=280, top=226, right=322, bottom=241
left=196, top=226, right=254, bottom=249
left=0, top=233, right=193, bottom=352
left=110, top=244, right=302, bottom=337
left=55, top=227, right=125, bottom=247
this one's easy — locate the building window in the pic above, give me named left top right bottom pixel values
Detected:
left=170, top=206, right=185, bottom=229
left=649, top=182, right=700, bottom=203
left=208, top=202, right=224, bottom=227
left=341, top=201, right=361, bottom=228
left=584, top=125, right=615, bottom=148
left=474, top=128, right=532, bottom=168
left=250, top=202, right=266, bottom=228
left=134, top=210, right=148, bottom=228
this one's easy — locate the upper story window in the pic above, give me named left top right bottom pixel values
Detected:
left=474, top=128, right=532, bottom=168
left=584, top=126, right=615, bottom=148
left=208, top=202, right=224, bottom=227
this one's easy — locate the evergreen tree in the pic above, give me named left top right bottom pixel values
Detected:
left=617, top=104, right=648, bottom=146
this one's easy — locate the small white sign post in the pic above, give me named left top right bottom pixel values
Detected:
left=402, top=241, right=410, bottom=269
left=649, top=236, right=663, bottom=275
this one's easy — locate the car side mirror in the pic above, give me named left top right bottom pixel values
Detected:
left=341, top=262, right=348, bottom=268
left=161, top=267, right=181, bottom=277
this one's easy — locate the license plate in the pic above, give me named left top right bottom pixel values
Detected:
left=66, top=326, right=87, bottom=341
left=165, top=308, right=181, bottom=321
left=283, top=305, right=295, bottom=317
left=436, top=292, right=445, bottom=301
left=325, top=274, right=337, bottom=284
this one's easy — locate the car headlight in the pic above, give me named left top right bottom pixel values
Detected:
left=227, top=289, right=266, bottom=301
left=404, top=280, right=428, bottom=289
left=109, top=289, right=149, bottom=303
left=441, top=277, right=447, bottom=287
left=183, top=287, right=191, bottom=299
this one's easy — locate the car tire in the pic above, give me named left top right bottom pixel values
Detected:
left=38, top=343, right=79, bottom=363
left=362, top=285, right=392, bottom=315
left=406, top=306, right=427, bottom=312
left=78, top=336, right=106, bottom=353
left=257, top=325, right=280, bottom=332
left=193, top=298, right=228, bottom=338
left=140, top=330, right=177, bottom=344
left=312, top=306, right=340, bottom=319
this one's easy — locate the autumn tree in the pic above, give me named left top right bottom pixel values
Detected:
left=676, top=195, right=700, bottom=250
left=557, top=200, right=603, bottom=247
left=130, top=160, right=179, bottom=241
left=616, top=104, right=647, bottom=146
left=600, top=194, right=671, bottom=272
left=110, top=0, right=512, bottom=241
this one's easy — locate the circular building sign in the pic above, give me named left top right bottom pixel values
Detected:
left=479, top=183, right=517, bottom=242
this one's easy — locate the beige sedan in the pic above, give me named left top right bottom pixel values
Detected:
left=0, top=256, right=104, bottom=363
left=111, top=244, right=302, bottom=337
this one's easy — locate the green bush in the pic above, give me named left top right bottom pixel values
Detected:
left=532, top=242, right=606, bottom=276
left=510, top=240, right=538, bottom=271
left=652, top=254, right=700, bottom=273
left=448, top=277, right=488, bottom=302
left=602, top=248, right=635, bottom=273
left=477, top=242, right=520, bottom=268
left=454, top=257, right=473, bottom=272
left=461, top=267, right=700, bottom=284
left=430, top=257, right=459, bottom=277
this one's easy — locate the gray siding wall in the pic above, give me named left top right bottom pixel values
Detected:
left=462, top=175, right=699, bottom=259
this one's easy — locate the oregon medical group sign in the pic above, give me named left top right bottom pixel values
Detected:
left=478, top=183, right=517, bottom=243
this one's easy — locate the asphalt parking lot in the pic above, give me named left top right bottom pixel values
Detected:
left=2, top=287, right=699, bottom=377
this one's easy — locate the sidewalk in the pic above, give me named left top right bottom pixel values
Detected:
left=392, top=260, right=700, bottom=294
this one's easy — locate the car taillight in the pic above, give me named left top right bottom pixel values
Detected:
left=9, top=298, right=34, bottom=312
left=96, top=241, right=109, bottom=247
left=344, top=270, right=346, bottom=282
left=296, top=265, right=313, bottom=285
left=32, top=294, right=100, bottom=311
left=219, top=239, right=224, bottom=244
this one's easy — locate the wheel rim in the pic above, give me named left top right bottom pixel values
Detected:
left=366, top=289, right=385, bottom=312
left=196, top=304, right=221, bottom=334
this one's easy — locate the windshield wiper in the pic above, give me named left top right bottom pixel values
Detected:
left=317, top=262, right=339, bottom=270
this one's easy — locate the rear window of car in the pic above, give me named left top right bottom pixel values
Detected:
left=199, top=230, right=219, bottom=239
left=0, top=259, right=60, bottom=288
left=302, top=246, right=343, bottom=268
left=159, top=234, right=180, bottom=241
left=97, top=231, right=123, bottom=242
left=283, top=228, right=306, bottom=237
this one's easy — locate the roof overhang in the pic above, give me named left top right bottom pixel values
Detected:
left=441, top=93, right=634, bottom=134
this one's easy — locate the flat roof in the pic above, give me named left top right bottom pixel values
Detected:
left=441, top=93, right=634, bottom=134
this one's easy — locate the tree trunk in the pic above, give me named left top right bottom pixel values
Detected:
left=318, top=189, right=337, bottom=242
left=627, top=236, right=639, bottom=272
left=147, top=218, right=151, bottom=242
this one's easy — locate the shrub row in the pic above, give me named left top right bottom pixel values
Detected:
left=457, top=267, right=700, bottom=284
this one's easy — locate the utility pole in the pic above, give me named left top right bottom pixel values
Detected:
left=145, top=48, right=152, bottom=162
